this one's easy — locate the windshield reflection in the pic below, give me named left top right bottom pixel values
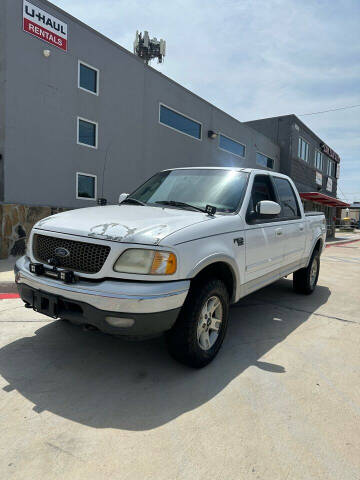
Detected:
left=130, top=169, right=248, bottom=213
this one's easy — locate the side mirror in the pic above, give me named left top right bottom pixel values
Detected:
left=256, top=200, right=281, bottom=216
left=118, top=193, right=129, bottom=204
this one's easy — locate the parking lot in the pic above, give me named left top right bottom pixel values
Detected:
left=0, top=241, right=359, bottom=480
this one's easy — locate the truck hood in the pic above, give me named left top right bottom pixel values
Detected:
left=34, top=205, right=211, bottom=245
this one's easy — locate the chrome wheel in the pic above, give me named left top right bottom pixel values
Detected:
left=310, top=256, right=318, bottom=287
left=197, top=295, right=223, bottom=351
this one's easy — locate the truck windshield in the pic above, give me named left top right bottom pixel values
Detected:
left=128, top=169, right=249, bottom=213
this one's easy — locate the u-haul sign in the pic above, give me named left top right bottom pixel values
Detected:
left=23, top=1, right=68, bottom=51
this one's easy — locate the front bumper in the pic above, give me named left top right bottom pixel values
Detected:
left=15, top=256, right=189, bottom=336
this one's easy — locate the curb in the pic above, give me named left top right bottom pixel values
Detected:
left=326, top=239, right=360, bottom=248
left=0, top=293, right=20, bottom=299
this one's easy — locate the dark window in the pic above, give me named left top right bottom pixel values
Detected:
left=246, top=175, right=278, bottom=223
left=79, top=63, right=98, bottom=94
left=315, top=150, right=323, bottom=170
left=298, top=137, right=309, bottom=162
left=273, top=177, right=301, bottom=219
left=327, top=159, right=336, bottom=177
left=77, top=174, right=96, bottom=199
left=256, top=152, right=274, bottom=169
left=159, top=105, right=201, bottom=139
left=332, top=162, right=337, bottom=177
left=219, top=135, right=245, bottom=157
left=78, top=118, right=97, bottom=147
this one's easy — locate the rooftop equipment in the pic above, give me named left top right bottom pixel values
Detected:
left=134, top=30, right=166, bottom=65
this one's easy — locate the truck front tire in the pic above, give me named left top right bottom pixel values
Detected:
left=293, top=250, right=320, bottom=295
left=166, top=278, right=229, bottom=368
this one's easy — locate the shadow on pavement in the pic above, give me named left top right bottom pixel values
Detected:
left=0, top=278, right=330, bottom=431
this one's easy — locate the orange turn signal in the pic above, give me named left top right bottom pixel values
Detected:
left=150, top=251, right=177, bottom=275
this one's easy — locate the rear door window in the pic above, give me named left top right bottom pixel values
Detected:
left=272, top=177, right=301, bottom=219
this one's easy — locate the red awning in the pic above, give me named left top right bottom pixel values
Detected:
left=300, top=192, right=350, bottom=208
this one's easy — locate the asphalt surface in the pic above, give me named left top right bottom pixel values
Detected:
left=0, top=243, right=359, bottom=479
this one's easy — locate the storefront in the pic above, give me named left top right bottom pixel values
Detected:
left=299, top=192, right=350, bottom=238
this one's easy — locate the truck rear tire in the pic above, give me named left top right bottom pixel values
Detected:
left=293, top=250, right=320, bottom=295
left=166, top=278, right=229, bottom=368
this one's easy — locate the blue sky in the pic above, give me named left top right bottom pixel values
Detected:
left=52, top=0, right=360, bottom=202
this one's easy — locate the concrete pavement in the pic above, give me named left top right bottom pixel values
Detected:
left=0, top=244, right=359, bottom=479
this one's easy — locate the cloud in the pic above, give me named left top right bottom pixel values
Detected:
left=52, top=0, right=360, bottom=201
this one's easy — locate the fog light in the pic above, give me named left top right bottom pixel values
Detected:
left=105, top=317, right=135, bottom=328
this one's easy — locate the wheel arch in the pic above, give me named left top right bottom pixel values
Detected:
left=307, top=236, right=323, bottom=266
left=189, top=255, right=239, bottom=303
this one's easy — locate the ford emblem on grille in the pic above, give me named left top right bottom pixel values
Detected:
left=54, top=247, right=70, bottom=258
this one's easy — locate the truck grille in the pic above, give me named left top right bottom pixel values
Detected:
left=32, top=234, right=111, bottom=274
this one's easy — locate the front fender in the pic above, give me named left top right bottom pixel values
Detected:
left=189, top=253, right=240, bottom=303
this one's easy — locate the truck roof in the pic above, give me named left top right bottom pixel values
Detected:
left=162, top=166, right=289, bottom=178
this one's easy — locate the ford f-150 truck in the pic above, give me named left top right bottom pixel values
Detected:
left=15, top=168, right=326, bottom=367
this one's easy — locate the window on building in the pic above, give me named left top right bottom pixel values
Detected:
left=218, top=134, right=245, bottom=157
left=298, top=137, right=309, bottom=162
left=256, top=152, right=274, bottom=169
left=315, top=150, right=323, bottom=170
left=76, top=173, right=97, bottom=200
left=79, top=61, right=99, bottom=94
left=273, top=177, right=301, bottom=219
left=77, top=117, right=98, bottom=148
left=159, top=104, right=202, bottom=140
left=327, top=159, right=336, bottom=177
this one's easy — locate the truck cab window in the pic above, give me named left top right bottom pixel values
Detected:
left=272, top=177, right=301, bottom=219
left=246, top=175, right=278, bottom=223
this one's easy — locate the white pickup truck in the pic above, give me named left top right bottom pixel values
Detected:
left=15, top=168, right=326, bottom=367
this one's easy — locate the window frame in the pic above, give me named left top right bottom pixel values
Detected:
left=218, top=133, right=246, bottom=159
left=315, top=149, right=323, bottom=171
left=76, top=172, right=97, bottom=201
left=77, top=116, right=98, bottom=149
left=158, top=103, right=202, bottom=141
left=298, top=137, right=310, bottom=163
left=256, top=151, right=275, bottom=170
left=78, top=60, right=100, bottom=96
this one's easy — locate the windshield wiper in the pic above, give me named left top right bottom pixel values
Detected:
left=155, top=200, right=216, bottom=216
left=122, top=197, right=146, bottom=206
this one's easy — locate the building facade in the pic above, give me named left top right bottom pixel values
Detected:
left=245, top=115, right=348, bottom=237
left=0, top=0, right=281, bottom=257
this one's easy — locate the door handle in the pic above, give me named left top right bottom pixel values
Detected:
left=275, top=229, right=283, bottom=236
left=299, top=225, right=304, bottom=231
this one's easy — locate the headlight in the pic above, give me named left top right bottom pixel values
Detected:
left=113, top=249, right=177, bottom=275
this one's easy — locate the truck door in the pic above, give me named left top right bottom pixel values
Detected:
left=271, top=176, right=306, bottom=268
left=244, top=174, right=285, bottom=290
